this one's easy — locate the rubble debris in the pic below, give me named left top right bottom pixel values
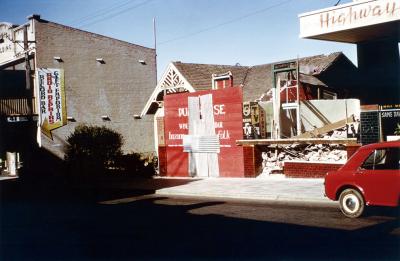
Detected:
left=261, top=143, right=347, bottom=174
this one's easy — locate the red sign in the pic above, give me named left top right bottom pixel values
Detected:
left=163, top=87, right=244, bottom=177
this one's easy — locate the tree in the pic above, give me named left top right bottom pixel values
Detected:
left=64, top=124, right=123, bottom=176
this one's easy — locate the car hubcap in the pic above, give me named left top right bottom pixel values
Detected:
left=342, top=194, right=359, bottom=214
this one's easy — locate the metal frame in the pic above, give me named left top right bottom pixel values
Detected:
left=272, top=59, right=301, bottom=138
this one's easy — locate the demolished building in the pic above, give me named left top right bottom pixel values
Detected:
left=140, top=53, right=363, bottom=178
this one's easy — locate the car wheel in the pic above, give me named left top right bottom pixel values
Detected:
left=339, top=189, right=365, bottom=218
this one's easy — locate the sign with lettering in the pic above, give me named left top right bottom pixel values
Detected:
left=380, top=104, right=400, bottom=140
left=242, top=102, right=266, bottom=139
left=299, top=0, right=400, bottom=39
left=163, top=87, right=244, bottom=177
left=36, top=68, right=67, bottom=139
left=0, top=23, right=16, bottom=63
left=6, top=116, right=29, bottom=122
left=0, top=22, right=35, bottom=65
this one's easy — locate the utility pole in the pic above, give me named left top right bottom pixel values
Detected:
left=23, top=25, right=33, bottom=118
left=153, top=17, right=163, bottom=98
left=296, top=57, right=301, bottom=136
left=23, top=25, right=31, bottom=91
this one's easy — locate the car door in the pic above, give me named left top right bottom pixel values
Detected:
left=356, top=147, right=400, bottom=206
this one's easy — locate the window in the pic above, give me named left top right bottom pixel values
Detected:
left=361, top=148, right=400, bottom=170
left=212, top=72, right=233, bottom=90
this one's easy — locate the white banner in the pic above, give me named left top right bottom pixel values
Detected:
left=36, top=68, right=66, bottom=139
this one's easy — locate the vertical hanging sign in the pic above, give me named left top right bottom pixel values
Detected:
left=36, top=68, right=67, bottom=139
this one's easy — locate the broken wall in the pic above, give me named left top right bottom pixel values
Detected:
left=300, top=99, right=360, bottom=133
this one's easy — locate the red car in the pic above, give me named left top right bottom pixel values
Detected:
left=325, top=141, right=400, bottom=218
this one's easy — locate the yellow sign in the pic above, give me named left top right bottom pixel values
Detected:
left=36, top=68, right=67, bottom=139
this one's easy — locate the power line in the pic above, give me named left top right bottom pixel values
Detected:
left=334, top=0, right=342, bottom=6
left=69, top=0, right=134, bottom=26
left=158, top=0, right=293, bottom=45
left=78, top=0, right=155, bottom=29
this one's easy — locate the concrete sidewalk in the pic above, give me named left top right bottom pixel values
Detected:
left=155, top=175, right=338, bottom=206
left=0, top=171, right=18, bottom=181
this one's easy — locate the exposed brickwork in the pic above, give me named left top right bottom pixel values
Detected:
left=243, top=145, right=262, bottom=178
left=33, top=18, right=157, bottom=158
left=346, top=144, right=361, bottom=159
left=158, top=146, right=167, bottom=176
left=254, top=146, right=263, bottom=176
left=360, top=110, right=380, bottom=145
left=243, top=146, right=254, bottom=177
left=284, top=162, right=343, bottom=178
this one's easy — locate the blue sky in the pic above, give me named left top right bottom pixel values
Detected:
left=1, top=0, right=357, bottom=79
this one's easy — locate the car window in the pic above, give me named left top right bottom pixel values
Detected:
left=362, top=151, right=376, bottom=170
left=361, top=148, right=400, bottom=170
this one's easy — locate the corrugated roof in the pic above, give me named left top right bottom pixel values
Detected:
left=172, top=52, right=343, bottom=102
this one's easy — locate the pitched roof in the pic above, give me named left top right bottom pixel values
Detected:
left=172, top=52, right=343, bottom=101
left=172, top=62, right=249, bottom=91
left=298, top=52, right=342, bottom=75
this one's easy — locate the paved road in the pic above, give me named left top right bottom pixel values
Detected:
left=1, top=184, right=399, bottom=260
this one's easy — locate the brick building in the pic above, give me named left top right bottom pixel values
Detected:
left=140, top=53, right=361, bottom=178
left=0, top=15, right=157, bottom=169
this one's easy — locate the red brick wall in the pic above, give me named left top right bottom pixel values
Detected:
left=158, top=146, right=167, bottom=177
left=284, top=162, right=343, bottom=178
left=347, top=144, right=361, bottom=159
left=243, top=145, right=262, bottom=178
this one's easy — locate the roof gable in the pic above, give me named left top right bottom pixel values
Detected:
left=141, top=52, right=350, bottom=115
left=173, top=62, right=250, bottom=91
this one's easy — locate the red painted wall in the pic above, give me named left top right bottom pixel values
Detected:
left=163, top=87, right=244, bottom=177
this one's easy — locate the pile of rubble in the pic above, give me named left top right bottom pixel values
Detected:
left=261, top=143, right=347, bottom=174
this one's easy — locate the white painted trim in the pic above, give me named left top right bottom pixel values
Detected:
left=211, top=71, right=232, bottom=90
left=139, top=62, right=196, bottom=118
left=299, top=0, right=399, bottom=39
left=153, top=106, right=164, bottom=155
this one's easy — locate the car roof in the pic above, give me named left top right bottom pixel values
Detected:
left=360, top=141, right=400, bottom=150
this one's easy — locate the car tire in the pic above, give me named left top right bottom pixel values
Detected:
left=339, top=188, right=365, bottom=218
